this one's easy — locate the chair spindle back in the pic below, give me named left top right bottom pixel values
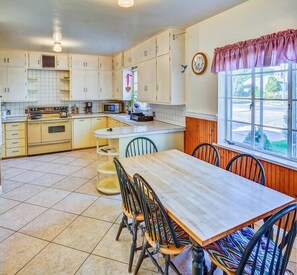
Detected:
left=191, top=143, right=220, bottom=167
left=125, top=137, right=158, bottom=157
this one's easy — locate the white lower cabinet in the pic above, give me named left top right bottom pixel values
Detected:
left=72, top=117, right=107, bottom=149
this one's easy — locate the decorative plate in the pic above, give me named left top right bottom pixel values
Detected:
left=191, top=52, right=207, bottom=75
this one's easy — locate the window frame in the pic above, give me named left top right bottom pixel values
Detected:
left=220, top=63, right=297, bottom=162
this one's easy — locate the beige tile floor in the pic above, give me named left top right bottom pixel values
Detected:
left=0, top=148, right=296, bottom=275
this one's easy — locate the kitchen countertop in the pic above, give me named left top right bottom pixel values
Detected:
left=94, top=120, right=185, bottom=139
left=2, top=116, right=28, bottom=123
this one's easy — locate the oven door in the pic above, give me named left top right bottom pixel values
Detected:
left=41, top=120, right=71, bottom=143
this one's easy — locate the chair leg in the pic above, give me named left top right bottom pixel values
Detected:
left=134, top=239, right=147, bottom=275
left=208, top=263, right=217, bottom=275
left=169, top=260, right=182, bottom=275
left=116, top=214, right=126, bottom=241
left=128, top=221, right=138, bottom=272
left=164, top=255, right=170, bottom=275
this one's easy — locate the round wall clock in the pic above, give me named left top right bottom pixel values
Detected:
left=191, top=52, right=207, bottom=75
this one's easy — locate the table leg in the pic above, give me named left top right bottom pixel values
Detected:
left=190, top=237, right=207, bottom=275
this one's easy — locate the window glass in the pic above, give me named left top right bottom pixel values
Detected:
left=223, top=63, right=296, bottom=160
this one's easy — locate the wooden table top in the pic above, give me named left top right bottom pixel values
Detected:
left=120, top=149, right=296, bottom=246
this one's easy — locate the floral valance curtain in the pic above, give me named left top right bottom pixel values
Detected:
left=211, top=29, right=297, bottom=73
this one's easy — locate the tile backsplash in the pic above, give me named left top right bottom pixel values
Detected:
left=2, top=69, right=103, bottom=116
left=142, top=104, right=186, bottom=126
left=2, top=69, right=185, bottom=126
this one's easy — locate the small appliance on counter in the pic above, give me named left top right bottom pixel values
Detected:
left=71, top=105, right=79, bottom=114
left=130, top=112, right=154, bottom=122
left=103, top=102, right=123, bottom=113
left=85, top=102, right=92, bottom=114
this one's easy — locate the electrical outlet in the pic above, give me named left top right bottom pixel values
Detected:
left=7, top=110, right=11, bottom=115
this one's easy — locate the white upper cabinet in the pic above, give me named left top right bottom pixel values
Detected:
left=138, top=37, right=156, bottom=63
left=70, top=69, right=86, bottom=100
left=112, top=69, right=123, bottom=100
left=0, top=51, right=27, bottom=67
left=135, top=28, right=185, bottom=105
left=156, top=29, right=170, bottom=56
left=85, top=70, right=99, bottom=100
left=123, top=49, right=133, bottom=68
left=0, top=51, right=27, bottom=102
left=70, top=54, right=98, bottom=70
left=99, top=56, right=112, bottom=71
left=28, top=52, right=42, bottom=69
left=113, top=53, right=123, bottom=70
left=99, top=70, right=112, bottom=100
left=56, top=54, right=69, bottom=70
left=137, top=59, right=156, bottom=103
left=156, top=54, right=171, bottom=104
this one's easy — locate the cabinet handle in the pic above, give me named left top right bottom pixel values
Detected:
left=57, top=60, right=59, bottom=66
left=11, top=124, right=18, bottom=127
left=86, top=88, right=87, bottom=92
left=38, top=59, right=40, bottom=65
left=4, top=58, right=6, bottom=63
left=86, top=62, right=88, bottom=67
left=7, top=58, right=9, bottom=63
left=12, top=133, right=18, bottom=136
left=7, top=88, right=9, bottom=93
left=144, top=85, right=148, bottom=92
left=156, top=84, right=158, bottom=91
left=12, top=150, right=19, bottom=153
left=79, top=119, right=84, bottom=122
left=12, top=142, right=18, bottom=144
left=144, top=50, right=148, bottom=57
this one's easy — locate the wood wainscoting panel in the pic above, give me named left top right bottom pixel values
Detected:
left=185, top=116, right=297, bottom=198
left=185, top=117, right=217, bottom=155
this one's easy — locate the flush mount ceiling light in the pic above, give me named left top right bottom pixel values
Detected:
left=53, top=41, right=62, bottom=52
left=118, top=0, right=134, bottom=8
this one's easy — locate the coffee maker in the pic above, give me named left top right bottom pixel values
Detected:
left=85, top=102, right=92, bottom=114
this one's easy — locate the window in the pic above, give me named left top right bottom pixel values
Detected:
left=219, top=63, right=297, bottom=160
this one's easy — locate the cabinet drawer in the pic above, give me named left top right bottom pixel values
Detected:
left=6, top=147, right=26, bottom=157
left=5, top=122, right=25, bottom=131
left=6, top=138, right=26, bottom=148
left=6, top=130, right=25, bottom=140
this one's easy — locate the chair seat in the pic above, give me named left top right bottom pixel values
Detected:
left=205, top=227, right=280, bottom=275
left=147, top=217, right=190, bottom=255
left=122, top=206, right=144, bottom=221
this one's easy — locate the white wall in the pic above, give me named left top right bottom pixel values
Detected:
left=185, top=0, right=297, bottom=118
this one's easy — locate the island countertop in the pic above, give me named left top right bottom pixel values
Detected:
left=94, top=120, right=185, bottom=139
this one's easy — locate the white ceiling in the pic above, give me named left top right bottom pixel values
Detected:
left=0, top=0, right=247, bottom=55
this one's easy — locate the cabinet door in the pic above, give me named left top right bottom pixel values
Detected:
left=56, top=54, right=69, bottom=70
left=85, top=70, right=99, bottom=100
left=6, top=67, right=27, bottom=101
left=157, top=29, right=170, bottom=57
left=99, top=56, right=112, bottom=71
left=72, top=119, right=91, bottom=149
left=90, top=117, right=107, bottom=146
left=0, top=67, right=7, bottom=100
left=156, top=55, right=171, bottom=104
left=99, top=71, right=112, bottom=100
left=0, top=52, right=6, bottom=67
left=6, top=52, right=27, bottom=67
left=139, top=37, right=156, bottom=62
left=138, top=59, right=156, bottom=103
left=70, top=55, right=86, bottom=69
left=113, top=53, right=123, bottom=70
left=112, top=69, right=123, bottom=100
left=28, top=122, right=41, bottom=144
left=70, top=69, right=86, bottom=100
left=28, top=52, right=42, bottom=69
left=85, top=55, right=98, bottom=70
left=123, top=49, right=133, bottom=68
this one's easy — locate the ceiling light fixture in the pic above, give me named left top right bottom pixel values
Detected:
left=118, top=0, right=134, bottom=8
left=53, top=41, right=62, bottom=52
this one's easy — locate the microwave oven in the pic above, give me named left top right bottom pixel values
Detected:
left=103, top=103, right=123, bottom=113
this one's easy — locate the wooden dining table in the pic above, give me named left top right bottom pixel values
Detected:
left=119, top=149, right=296, bottom=275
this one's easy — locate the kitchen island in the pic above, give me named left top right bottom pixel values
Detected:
left=94, top=118, right=185, bottom=194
